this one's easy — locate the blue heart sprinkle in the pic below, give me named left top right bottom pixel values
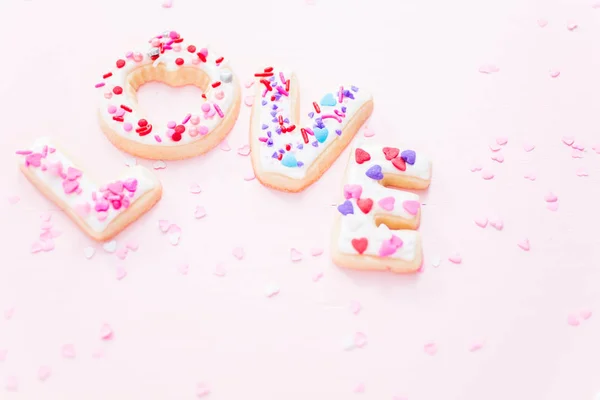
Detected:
left=314, top=127, right=329, bottom=143
left=365, top=165, right=384, bottom=180
left=320, top=93, right=337, bottom=107
left=337, top=200, right=354, bottom=216
left=401, top=149, right=416, bottom=165
left=281, top=153, right=297, bottom=167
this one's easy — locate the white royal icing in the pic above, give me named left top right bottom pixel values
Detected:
left=336, top=142, right=432, bottom=260
left=251, top=67, right=372, bottom=179
left=96, top=31, right=237, bottom=146
left=18, top=138, right=158, bottom=233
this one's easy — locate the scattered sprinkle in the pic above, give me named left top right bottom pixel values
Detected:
left=537, top=19, right=548, bottom=27
left=474, top=217, right=488, bottom=228
left=100, top=324, right=113, bottom=340
left=547, top=202, right=559, bottom=212
left=116, top=266, right=127, bottom=280
left=161, top=0, right=172, bottom=8
left=84, top=247, right=95, bottom=259
left=168, top=224, right=182, bottom=246
left=103, top=240, right=117, bottom=253
left=567, top=314, right=580, bottom=326
left=489, top=218, right=503, bottom=230
left=311, top=248, right=324, bottom=256
left=354, top=383, right=366, bottom=393
left=159, top=219, right=171, bottom=233
left=196, top=383, right=211, bottom=398
left=431, top=257, right=441, bottom=267
left=237, top=145, right=251, bottom=156
left=523, top=143, right=535, bottom=152
left=491, top=152, right=504, bottom=163
left=562, top=136, right=575, bottom=146
left=576, top=168, right=589, bottom=177
left=219, top=140, right=231, bottom=152
left=479, top=64, right=500, bottom=74
left=290, top=248, right=303, bottom=262
left=469, top=341, right=484, bottom=352
left=194, top=206, right=207, bottom=219
left=572, top=150, right=584, bottom=159
left=189, top=183, right=202, bottom=194
left=152, top=160, right=167, bottom=170
left=214, top=264, right=227, bottom=277
left=244, top=170, right=256, bottom=181
left=448, top=254, right=462, bottom=264
left=524, top=172, right=536, bottom=181
left=481, top=170, right=494, bottom=180
left=470, top=163, right=483, bottom=172
left=549, top=70, right=561, bottom=78
left=350, top=301, right=362, bottom=315
left=312, top=272, right=324, bottom=282
left=517, top=239, right=530, bottom=251
left=244, top=96, right=254, bottom=107
left=264, top=284, right=280, bottom=297
left=61, top=344, right=76, bottom=359
left=126, top=240, right=139, bottom=251
left=489, top=143, right=501, bottom=152
left=567, top=22, right=578, bottom=31
left=178, top=264, right=189, bottom=275
left=363, top=126, right=375, bottom=137
left=4, top=307, right=14, bottom=320
left=115, top=247, right=128, bottom=260
left=581, top=310, right=593, bottom=320
left=424, top=342, right=438, bottom=355
left=496, top=137, right=508, bottom=145
left=37, top=366, right=51, bottom=382
left=232, top=247, right=245, bottom=260
left=8, top=195, right=20, bottom=205
left=544, top=192, right=558, bottom=202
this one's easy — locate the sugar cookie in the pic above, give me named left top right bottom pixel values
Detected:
left=96, top=31, right=241, bottom=160
left=249, top=67, right=373, bottom=192
left=16, top=138, right=162, bottom=242
left=331, top=143, right=432, bottom=273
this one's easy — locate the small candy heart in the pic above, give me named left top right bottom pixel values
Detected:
left=378, top=196, right=395, bottom=211
left=544, top=192, right=558, bottom=202
left=537, top=19, right=548, bottom=28
left=152, top=160, right=167, bottom=169
left=123, top=178, right=138, bottom=192
left=470, top=163, right=483, bottom=172
left=158, top=219, right=170, bottom=232
left=116, top=266, right=127, bottom=280
left=107, top=181, right=123, bottom=194
left=547, top=202, right=559, bottom=212
left=580, top=310, right=593, bottom=320
left=237, top=145, right=251, bottom=156
left=61, top=344, right=76, bottom=359
left=84, top=247, right=95, bottom=259
left=62, top=179, right=79, bottom=194
left=400, top=149, right=416, bottom=165
left=349, top=300, right=361, bottom=315
left=562, top=136, right=575, bottom=146
left=66, top=167, right=82, bottom=181
left=178, top=264, right=189, bottom=275
left=244, top=170, right=256, bottom=181
left=491, top=152, right=504, bottom=163
left=194, top=206, right=207, bottom=219
left=365, top=165, right=384, bottom=180
left=524, top=172, right=536, bottom=181
left=320, top=93, right=337, bottom=107
left=214, top=263, right=227, bottom=277
left=115, top=247, right=128, bottom=260
left=567, top=22, right=578, bottom=31
left=281, top=153, right=297, bottom=168
left=351, top=238, right=368, bottom=254
left=100, top=324, right=113, bottom=340
left=481, top=170, right=494, bottom=180
left=343, top=184, right=362, bottom=200
left=496, top=137, right=508, bottom=145
left=264, top=284, right=280, bottom=297
left=576, top=168, right=589, bottom=177
left=489, top=218, right=503, bottom=230
left=354, top=383, right=366, bottom=393
left=474, top=217, right=488, bottom=228
left=523, top=143, right=535, bottom=152
left=103, top=240, right=117, bottom=253
left=290, top=248, right=303, bottom=262
left=549, top=70, right=561, bottom=78
left=314, top=127, right=329, bottom=143
left=391, top=157, right=407, bottom=171
left=232, top=247, right=245, bottom=260
left=189, top=183, right=202, bottom=194
left=311, top=248, right=324, bottom=257
left=354, top=332, right=368, bottom=348
left=337, top=200, right=354, bottom=216
left=219, top=140, right=231, bottom=151
left=424, top=342, right=438, bottom=355
left=355, top=148, right=371, bottom=164
left=31, top=242, right=43, bottom=253
left=402, top=200, right=420, bottom=216
left=196, top=383, right=211, bottom=398
left=357, top=198, right=374, bottom=214
left=448, top=253, right=462, bottom=264
left=37, top=366, right=51, bottom=382
left=244, top=96, right=254, bottom=107
left=489, top=143, right=501, bottom=152
left=567, top=314, right=580, bottom=326
left=382, top=147, right=399, bottom=160
left=518, top=239, right=530, bottom=251
left=378, top=239, right=398, bottom=257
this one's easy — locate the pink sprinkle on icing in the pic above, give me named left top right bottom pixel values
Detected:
left=154, top=135, right=162, bottom=142
left=182, top=113, right=191, bottom=124
left=279, top=72, right=286, bottom=85
left=276, top=86, right=289, bottom=96
left=214, top=104, right=224, bottom=118
left=95, top=82, right=105, bottom=88
left=123, top=122, right=133, bottom=132
left=321, top=114, right=342, bottom=123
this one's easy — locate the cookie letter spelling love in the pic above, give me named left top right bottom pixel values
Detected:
left=96, top=31, right=241, bottom=160
left=249, top=67, right=374, bottom=192
left=331, top=143, right=432, bottom=273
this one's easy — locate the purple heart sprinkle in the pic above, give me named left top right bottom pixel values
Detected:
left=308, top=112, right=315, bottom=118
left=269, top=76, right=275, bottom=81
left=337, top=200, right=354, bottom=216
left=297, top=144, right=303, bottom=150
left=275, top=128, right=282, bottom=134
left=401, top=149, right=416, bottom=165
left=284, top=118, right=290, bottom=124
left=267, top=139, right=273, bottom=146
left=278, top=148, right=285, bottom=154
left=341, top=106, right=347, bottom=113
left=271, top=152, right=279, bottom=159
left=271, top=119, right=277, bottom=123
left=312, top=141, right=319, bottom=147
left=262, top=100, right=267, bottom=106
left=267, top=131, right=272, bottom=137
left=365, top=165, right=384, bottom=180
left=335, top=129, right=342, bottom=135
left=272, top=104, right=278, bottom=110
left=297, top=161, right=304, bottom=167
left=351, top=86, right=359, bottom=92
left=270, top=111, right=277, bottom=117
left=261, top=124, right=268, bottom=130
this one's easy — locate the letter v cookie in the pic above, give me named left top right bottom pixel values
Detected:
left=331, top=142, right=432, bottom=273
left=16, top=138, right=162, bottom=242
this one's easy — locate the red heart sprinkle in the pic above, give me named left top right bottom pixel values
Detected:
left=382, top=147, right=399, bottom=160
left=355, top=148, right=371, bottom=164
left=392, top=157, right=406, bottom=171
left=351, top=238, right=369, bottom=254
left=357, top=198, right=373, bottom=214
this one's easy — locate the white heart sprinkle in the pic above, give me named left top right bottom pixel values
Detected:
left=290, top=248, right=303, bottom=262
left=152, top=160, right=167, bottom=170
left=84, top=247, right=95, bottom=259
left=264, top=284, right=280, bottom=297
left=194, top=206, right=207, bottom=219
left=102, top=240, right=117, bottom=253
left=189, top=183, right=202, bottom=194
left=219, top=140, right=231, bottom=152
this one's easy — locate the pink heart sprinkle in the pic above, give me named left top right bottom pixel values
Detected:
left=31, top=242, right=43, bottom=253
left=126, top=240, right=139, bottom=251
left=153, top=160, right=167, bottom=170
left=354, top=332, right=368, bottom=348
left=580, top=310, right=592, bottom=320
left=489, top=143, right=501, bottom=152
left=491, top=153, right=504, bottom=163
left=38, top=366, right=51, bottom=382
left=567, top=314, right=580, bottom=326
left=5, top=376, right=18, bottom=392
left=576, top=168, right=589, bottom=177
left=237, top=145, right=251, bottom=156
left=470, top=163, right=482, bottom=172
left=567, top=22, right=578, bottom=31
left=40, top=212, right=52, bottom=222
left=523, top=143, right=535, bottom=152
left=214, top=264, right=227, bottom=277
left=572, top=142, right=585, bottom=151
left=219, top=140, right=231, bottom=151
left=496, top=137, right=508, bottom=146
left=547, top=202, right=559, bottom=211
left=402, top=200, right=420, bottom=216
left=363, top=127, right=375, bottom=137
left=178, top=264, right=189, bottom=275
left=161, top=0, right=173, bottom=8
left=537, top=18, right=548, bottom=27
left=481, top=170, right=494, bottom=180
left=350, top=300, right=361, bottom=315
left=524, top=172, right=536, bottom=181
left=41, top=238, right=55, bottom=252
left=104, top=92, right=113, bottom=99
left=116, top=266, right=127, bottom=280
left=61, top=344, right=76, bottom=359
left=518, top=239, right=530, bottom=251
left=244, top=80, right=254, bottom=88
left=378, top=196, right=395, bottom=211
left=243, top=96, right=254, bottom=107
left=311, top=248, right=324, bottom=256
left=544, top=192, right=558, bottom=202
left=572, top=150, right=584, bottom=160
left=100, top=324, right=113, bottom=340
left=469, top=341, right=484, bottom=352
left=343, top=184, right=363, bottom=200
left=448, top=254, right=462, bottom=264
left=290, top=248, right=303, bottom=262
left=489, top=218, right=503, bottom=230
left=549, top=70, right=561, bottom=78
left=592, top=144, right=600, bottom=154
left=8, top=195, right=19, bottom=205
left=196, top=383, right=210, bottom=397
left=232, top=247, right=245, bottom=260
left=474, top=217, right=488, bottom=228
left=115, top=247, right=128, bottom=260
left=379, top=239, right=399, bottom=257
left=312, top=272, right=324, bottom=282
left=158, top=219, right=171, bottom=232
left=424, top=342, right=438, bottom=355
left=194, top=206, right=207, bottom=219
left=354, top=383, right=366, bottom=393
left=478, top=64, right=500, bottom=74
left=189, top=183, right=202, bottom=194
left=562, top=136, right=575, bottom=146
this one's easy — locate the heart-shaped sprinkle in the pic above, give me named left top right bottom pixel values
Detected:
left=567, top=22, right=578, bottom=31
left=562, top=136, right=575, bottom=146
left=474, top=217, right=488, bottom=228
left=189, top=183, right=202, bottom=194
left=489, top=218, right=503, bottom=230
left=237, top=145, right=251, bottom=156
left=320, top=93, right=337, bottom=107
left=162, top=0, right=173, bottom=8
left=580, top=310, right=593, bottom=320
left=311, top=248, right=324, bottom=256
left=178, top=264, right=189, bottom=275
left=351, top=238, right=368, bottom=254
left=61, top=344, right=76, bottom=359
left=244, top=170, right=256, bottom=181
left=349, top=300, right=361, bottom=315
left=382, top=147, right=399, bottom=160
left=391, top=157, right=406, bottom=171
left=544, top=192, right=558, bottom=202
left=66, top=167, right=82, bottom=181
left=244, top=96, right=254, bottom=107
left=363, top=127, right=375, bottom=137
left=431, top=257, right=441, bottom=267
left=448, top=254, right=462, bottom=264
left=518, top=239, right=530, bottom=251
left=116, top=266, right=127, bottom=280
left=489, top=143, right=501, bottom=152
left=479, top=64, right=500, bottom=74
left=576, top=168, right=589, bottom=177
left=100, top=324, right=113, bottom=340
left=37, top=366, right=51, bottom=382
left=115, top=247, right=128, bottom=260
left=357, top=198, right=373, bottom=214
left=31, top=242, right=43, bottom=253
left=126, top=240, right=139, bottom=251
left=290, top=248, right=303, bottom=262
left=107, top=181, right=123, bottom=195
left=550, top=70, right=561, bottom=78
left=379, top=239, right=398, bottom=257
left=378, top=196, right=395, bottom=211
left=469, top=341, right=484, bottom=352
left=232, top=247, right=245, bottom=260
left=194, top=206, right=207, bottom=219
left=312, top=272, right=324, bottom=282
left=123, top=178, right=138, bottom=192
left=158, top=219, right=170, bottom=232
left=337, top=200, right=354, bottom=216
left=83, top=247, right=95, bottom=259
left=547, top=202, right=559, bottom=211
left=424, top=342, right=438, bottom=355
left=220, top=140, right=231, bottom=151
left=365, top=165, right=383, bottom=180
left=354, top=332, right=368, bottom=348
left=567, top=314, right=580, bottom=326
left=168, top=225, right=182, bottom=246
left=354, top=383, right=366, bottom=393
left=496, top=137, right=508, bottom=145
left=402, top=200, right=420, bottom=215
left=572, top=149, right=584, bottom=159
left=355, top=148, right=371, bottom=164
left=523, top=143, right=535, bottom=152
left=482, top=170, right=494, bottom=180
left=196, top=383, right=211, bottom=398
left=314, top=127, right=329, bottom=143
left=213, top=263, right=226, bottom=277
left=264, top=284, right=280, bottom=297
left=152, top=160, right=167, bottom=169
left=8, top=195, right=20, bottom=205
left=470, top=163, right=483, bottom=172
left=491, top=153, right=504, bottom=163
left=400, top=149, right=416, bottom=165
left=62, top=179, right=79, bottom=194
left=281, top=153, right=298, bottom=167
left=537, top=18, right=548, bottom=27
left=4, top=308, right=14, bottom=320
left=103, top=240, right=117, bottom=253
left=343, top=184, right=362, bottom=200
left=572, top=142, right=585, bottom=151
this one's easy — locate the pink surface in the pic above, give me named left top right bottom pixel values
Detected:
left=1, top=0, right=600, bottom=398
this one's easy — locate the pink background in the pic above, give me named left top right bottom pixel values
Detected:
left=1, top=0, right=600, bottom=398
